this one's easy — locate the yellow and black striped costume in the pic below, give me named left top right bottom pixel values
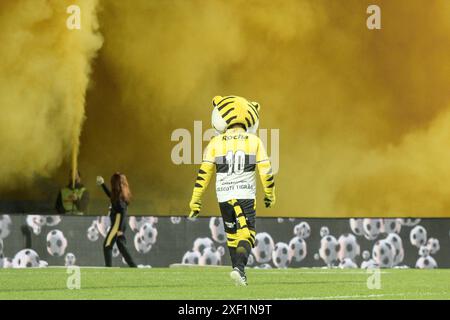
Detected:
left=191, top=127, right=276, bottom=246
left=211, top=95, right=260, bottom=134
left=189, top=95, right=276, bottom=272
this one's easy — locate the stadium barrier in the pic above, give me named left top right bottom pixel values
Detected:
left=0, top=214, right=449, bottom=268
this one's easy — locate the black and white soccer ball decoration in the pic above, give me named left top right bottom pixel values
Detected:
left=360, top=249, right=378, bottom=269
left=416, top=246, right=437, bottom=269
left=209, top=217, right=226, bottom=243
left=252, top=232, right=275, bottom=264
left=87, top=223, right=99, bottom=242
left=2, top=257, right=13, bottom=268
left=293, top=221, right=311, bottom=239
left=170, top=216, right=182, bottom=224
left=139, top=223, right=158, bottom=245
left=410, top=225, right=427, bottom=248
left=26, top=215, right=46, bottom=235
left=134, top=222, right=158, bottom=254
left=361, top=249, right=379, bottom=269
left=45, top=215, right=62, bottom=227
left=129, top=216, right=156, bottom=233
left=337, top=233, right=360, bottom=262
left=427, top=238, right=440, bottom=255
left=319, top=226, right=330, bottom=238
left=362, top=250, right=370, bottom=260
left=361, top=260, right=378, bottom=269
left=112, top=243, right=120, bottom=257
left=148, top=216, right=158, bottom=225
left=0, top=215, right=12, bottom=240
left=319, top=235, right=339, bottom=267
left=418, top=245, right=429, bottom=257
left=372, top=239, right=395, bottom=268
left=381, top=219, right=401, bottom=234
left=349, top=218, right=364, bottom=236
left=134, top=232, right=152, bottom=254
left=129, top=216, right=146, bottom=232
left=288, top=236, right=307, bottom=263
left=182, top=250, right=201, bottom=265
left=199, top=247, right=222, bottom=266
left=12, top=249, right=40, bottom=268
left=399, top=218, right=421, bottom=227
left=339, top=258, right=357, bottom=269
left=272, top=242, right=290, bottom=268
left=65, top=253, right=76, bottom=266
left=385, top=233, right=404, bottom=266
left=193, top=237, right=214, bottom=255
left=46, top=230, right=68, bottom=257
left=363, top=218, right=382, bottom=240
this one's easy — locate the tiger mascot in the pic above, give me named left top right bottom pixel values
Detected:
left=189, top=95, right=276, bottom=286
left=211, top=95, right=261, bottom=134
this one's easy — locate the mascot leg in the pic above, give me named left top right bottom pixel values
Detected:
left=231, top=200, right=256, bottom=273
left=220, top=200, right=244, bottom=269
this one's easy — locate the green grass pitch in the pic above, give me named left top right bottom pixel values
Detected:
left=0, top=267, right=449, bottom=300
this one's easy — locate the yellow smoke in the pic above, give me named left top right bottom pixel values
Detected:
left=81, top=0, right=450, bottom=217
left=3, top=0, right=450, bottom=217
left=0, top=0, right=102, bottom=192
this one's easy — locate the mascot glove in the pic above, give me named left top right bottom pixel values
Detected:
left=189, top=198, right=202, bottom=218
left=264, top=192, right=276, bottom=208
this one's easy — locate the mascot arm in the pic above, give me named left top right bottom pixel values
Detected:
left=189, top=139, right=216, bottom=217
left=256, top=139, right=276, bottom=208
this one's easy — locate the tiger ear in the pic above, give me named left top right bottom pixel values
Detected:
left=251, top=101, right=260, bottom=112
left=212, top=96, right=223, bottom=107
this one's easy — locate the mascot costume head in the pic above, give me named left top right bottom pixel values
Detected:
left=211, top=95, right=260, bottom=134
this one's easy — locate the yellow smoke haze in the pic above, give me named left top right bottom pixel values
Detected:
left=0, top=0, right=102, bottom=194
left=3, top=0, right=450, bottom=217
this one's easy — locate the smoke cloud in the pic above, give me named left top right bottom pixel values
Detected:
left=3, top=0, right=450, bottom=217
left=0, top=0, right=102, bottom=193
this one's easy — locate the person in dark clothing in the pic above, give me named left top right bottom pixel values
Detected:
left=55, top=170, right=89, bottom=215
left=97, top=173, right=136, bottom=268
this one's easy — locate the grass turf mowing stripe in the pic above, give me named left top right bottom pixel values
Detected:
left=0, top=268, right=449, bottom=300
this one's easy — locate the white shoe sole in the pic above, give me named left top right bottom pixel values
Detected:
left=230, top=270, right=247, bottom=286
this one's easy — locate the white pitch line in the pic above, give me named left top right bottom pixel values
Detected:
left=0, top=268, right=392, bottom=275
left=0, top=270, right=390, bottom=275
left=282, top=292, right=449, bottom=300
left=252, top=271, right=392, bottom=275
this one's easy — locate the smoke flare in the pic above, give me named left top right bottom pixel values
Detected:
left=0, top=0, right=102, bottom=191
